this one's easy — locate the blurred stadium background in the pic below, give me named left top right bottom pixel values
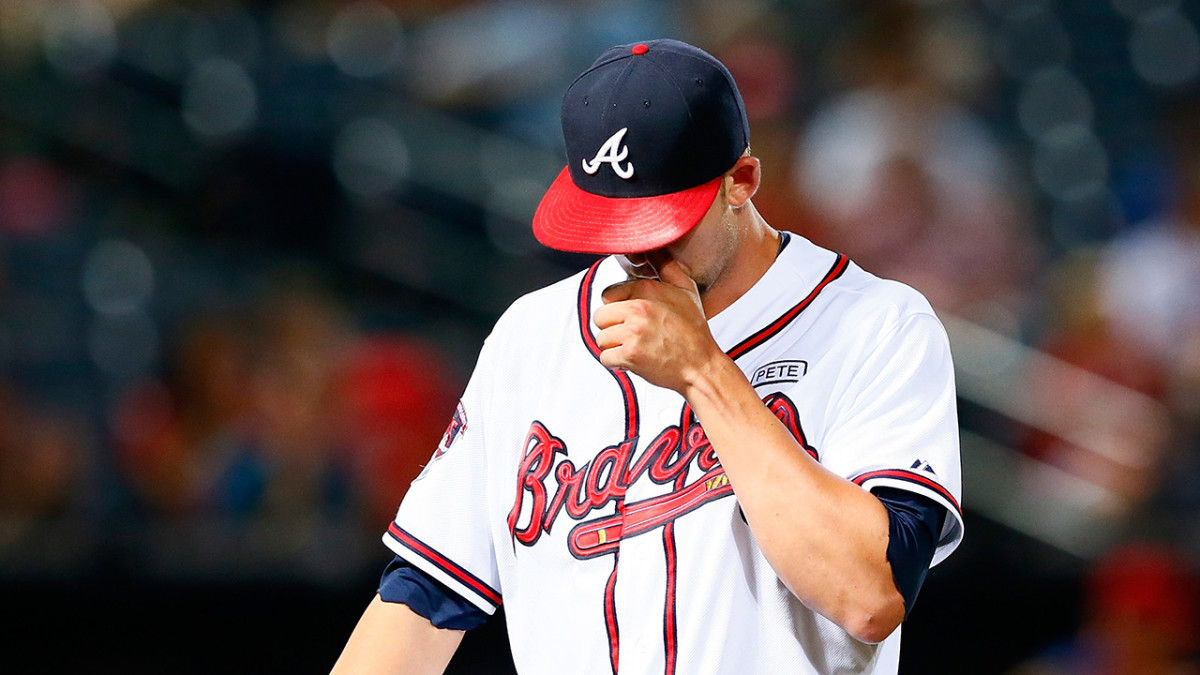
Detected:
left=1, top=0, right=1199, bottom=672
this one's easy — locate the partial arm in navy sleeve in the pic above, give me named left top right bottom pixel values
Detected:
left=872, top=487, right=947, bottom=617
left=378, top=556, right=489, bottom=630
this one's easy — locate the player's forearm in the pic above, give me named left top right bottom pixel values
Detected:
left=331, top=595, right=464, bottom=675
left=683, top=356, right=905, bottom=644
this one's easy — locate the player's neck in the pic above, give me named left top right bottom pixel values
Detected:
left=699, top=205, right=780, bottom=319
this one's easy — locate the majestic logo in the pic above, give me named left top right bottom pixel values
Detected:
left=750, top=359, right=808, bottom=388
left=581, top=127, right=634, bottom=179
left=507, top=393, right=814, bottom=558
left=910, top=459, right=937, bottom=475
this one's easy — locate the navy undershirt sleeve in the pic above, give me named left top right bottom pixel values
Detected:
left=377, top=556, right=489, bottom=630
left=871, top=487, right=947, bottom=617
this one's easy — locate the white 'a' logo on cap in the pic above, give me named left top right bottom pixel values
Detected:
left=582, top=128, right=634, bottom=179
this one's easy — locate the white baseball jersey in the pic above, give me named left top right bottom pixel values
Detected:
left=385, top=234, right=964, bottom=674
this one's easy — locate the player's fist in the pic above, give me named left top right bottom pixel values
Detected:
left=594, top=257, right=724, bottom=394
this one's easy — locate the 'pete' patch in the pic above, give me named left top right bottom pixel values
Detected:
left=750, top=360, right=808, bottom=388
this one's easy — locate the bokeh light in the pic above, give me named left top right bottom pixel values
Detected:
left=42, top=0, right=117, bottom=77
left=326, top=0, right=405, bottom=79
left=181, top=58, right=258, bottom=138
left=1129, top=7, right=1200, bottom=87
left=1034, top=123, right=1110, bottom=202
left=992, top=4, right=1072, bottom=80
left=332, top=117, right=411, bottom=198
left=81, top=240, right=155, bottom=316
left=1018, top=67, right=1095, bottom=140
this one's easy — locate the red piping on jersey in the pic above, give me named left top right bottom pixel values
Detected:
left=578, top=259, right=639, bottom=673
left=387, top=523, right=502, bottom=608
left=663, top=522, right=679, bottom=675
left=579, top=260, right=639, bottom=440
left=663, top=453, right=690, bottom=675
left=852, top=469, right=962, bottom=517
left=726, top=253, right=849, bottom=361
left=604, top=559, right=620, bottom=672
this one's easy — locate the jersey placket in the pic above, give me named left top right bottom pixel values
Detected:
left=578, top=260, right=639, bottom=673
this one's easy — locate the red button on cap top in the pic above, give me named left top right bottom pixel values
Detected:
left=632, top=44, right=649, bottom=55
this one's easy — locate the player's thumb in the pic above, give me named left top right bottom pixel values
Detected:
left=601, top=280, right=636, bottom=304
left=653, top=256, right=698, bottom=295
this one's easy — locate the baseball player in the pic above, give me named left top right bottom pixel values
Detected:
left=333, top=39, right=963, bottom=674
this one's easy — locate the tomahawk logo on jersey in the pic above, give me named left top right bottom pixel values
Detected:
left=384, top=234, right=964, bottom=674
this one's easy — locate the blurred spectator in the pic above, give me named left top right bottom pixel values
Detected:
left=114, top=272, right=357, bottom=519
left=1010, top=541, right=1200, bottom=675
left=337, top=333, right=462, bottom=524
left=792, top=0, right=1038, bottom=324
left=241, top=276, right=359, bottom=518
left=695, top=6, right=820, bottom=238
left=1092, top=93, right=1200, bottom=537
left=0, top=381, right=87, bottom=517
left=1096, top=93, right=1200, bottom=423
left=1018, top=249, right=1171, bottom=512
left=113, top=268, right=460, bottom=527
left=400, top=0, right=681, bottom=147
left=114, top=309, right=258, bottom=516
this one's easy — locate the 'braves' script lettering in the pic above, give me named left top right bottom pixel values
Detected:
left=507, top=393, right=812, bottom=558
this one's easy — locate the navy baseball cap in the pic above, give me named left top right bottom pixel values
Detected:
left=533, top=39, right=750, bottom=254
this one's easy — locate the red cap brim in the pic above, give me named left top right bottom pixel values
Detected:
left=533, top=167, right=721, bottom=254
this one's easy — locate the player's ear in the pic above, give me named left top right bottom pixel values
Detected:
left=724, top=155, right=760, bottom=208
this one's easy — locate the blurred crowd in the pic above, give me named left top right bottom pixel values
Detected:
left=1, top=0, right=1200, bottom=670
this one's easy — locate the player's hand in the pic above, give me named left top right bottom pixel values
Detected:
left=594, top=256, right=726, bottom=394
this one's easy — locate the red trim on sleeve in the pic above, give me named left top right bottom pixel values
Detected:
left=852, top=469, right=961, bottom=516
left=386, top=523, right=502, bottom=607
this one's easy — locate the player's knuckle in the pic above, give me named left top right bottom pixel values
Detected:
left=625, top=319, right=648, bottom=339
left=615, top=340, right=636, bottom=359
left=628, top=298, right=653, bottom=316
